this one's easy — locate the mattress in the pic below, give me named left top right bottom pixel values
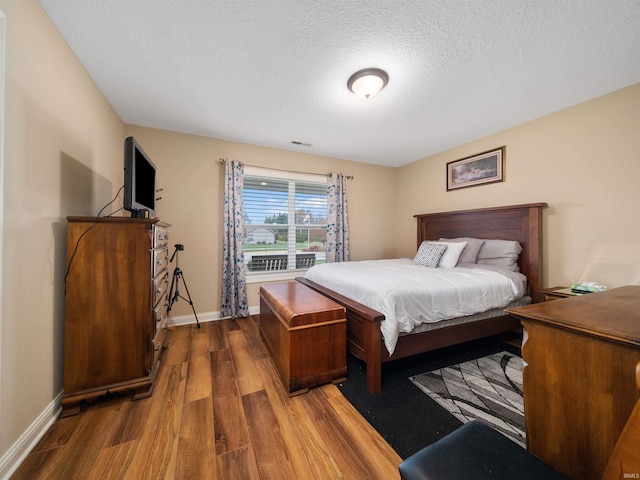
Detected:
left=305, top=258, right=527, bottom=355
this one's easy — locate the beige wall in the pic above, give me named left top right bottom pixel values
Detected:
left=0, top=0, right=124, bottom=468
left=396, top=83, right=640, bottom=289
left=122, top=126, right=397, bottom=314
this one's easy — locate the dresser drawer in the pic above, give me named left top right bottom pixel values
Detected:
left=153, top=247, right=169, bottom=277
left=151, top=326, right=169, bottom=373
left=154, top=225, right=169, bottom=249
left=154, top=293, right=169, bottom=331
left=153, top=271, right=170, bottom=308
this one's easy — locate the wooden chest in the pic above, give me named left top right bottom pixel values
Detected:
left=259, top=282, right=347, bottom=396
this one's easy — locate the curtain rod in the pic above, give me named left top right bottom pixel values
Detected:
left=217, top=158, right=354, bottom=180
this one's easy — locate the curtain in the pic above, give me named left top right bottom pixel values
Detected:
left=326, top=173, right=350, bottom=263
left=220, top=160, right=249, bottom=318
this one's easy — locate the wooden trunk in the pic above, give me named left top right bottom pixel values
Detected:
left=259, top=282, right=347, bottom=396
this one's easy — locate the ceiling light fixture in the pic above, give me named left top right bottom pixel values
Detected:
left=347, top=68, right=389, bottom=99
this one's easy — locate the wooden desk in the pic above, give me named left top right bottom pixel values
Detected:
left=507, top=286, right=640, bottom=480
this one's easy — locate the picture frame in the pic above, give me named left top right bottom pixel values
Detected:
left=446, top=146, right=505, bottom=191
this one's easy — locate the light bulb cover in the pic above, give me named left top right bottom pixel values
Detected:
left=347, top=68, right=388, bottom=99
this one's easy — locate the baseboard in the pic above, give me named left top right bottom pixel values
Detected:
left=0, top=391, right=63, bottom=480
left=168, top=310, right=220, bottom=326
left=168, top=306, right=260, bottom=327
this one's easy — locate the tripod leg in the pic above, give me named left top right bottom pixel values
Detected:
left=167, top=268, right=179, bottom=313
left=178, top=274, right=201, bottom=329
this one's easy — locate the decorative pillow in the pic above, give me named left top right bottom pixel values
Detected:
left=476, top=239, right=522, bottom=272
left=430, top=241, right=467, bottom=268
left=439, top=237, right=485, bottom=264
left=413, top=242, right=448, bottom=268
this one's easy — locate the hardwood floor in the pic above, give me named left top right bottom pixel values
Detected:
left=12, top=317, right=402, bottom=479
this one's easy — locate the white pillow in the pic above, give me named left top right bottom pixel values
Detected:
left=420, top=241, right=467, bottom=268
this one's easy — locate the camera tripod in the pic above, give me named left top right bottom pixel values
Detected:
left=167, top=244, right=200, bottom=328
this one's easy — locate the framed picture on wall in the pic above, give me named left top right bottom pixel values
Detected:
left=446, top=146, right=505, bottom=191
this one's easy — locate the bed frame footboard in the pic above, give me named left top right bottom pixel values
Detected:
left=296, top=276, right=385, bottom=392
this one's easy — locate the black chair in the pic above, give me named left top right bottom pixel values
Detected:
left=398, top=420, right=568, bottom=480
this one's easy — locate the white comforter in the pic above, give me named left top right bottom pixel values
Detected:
left=304, top=258, right=527, bottom=355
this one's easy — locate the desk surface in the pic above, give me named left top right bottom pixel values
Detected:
left=507, top=285, right=640, bottom=347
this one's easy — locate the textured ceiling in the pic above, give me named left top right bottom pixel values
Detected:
left=39, top=0, right=640, bottom=167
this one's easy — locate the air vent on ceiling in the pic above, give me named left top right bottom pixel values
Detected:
left=291, top=140, right=312, bottom=147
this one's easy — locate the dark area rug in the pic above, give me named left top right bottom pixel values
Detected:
left=337, top=337, right=520, bottom=459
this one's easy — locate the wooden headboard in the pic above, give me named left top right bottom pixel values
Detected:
left=414, top=203, right=548, bottom=303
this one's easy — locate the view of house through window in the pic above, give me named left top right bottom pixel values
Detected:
left=243, top=168, right=327, bottom=272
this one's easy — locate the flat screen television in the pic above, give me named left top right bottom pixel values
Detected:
left=123, top=136, right=156, bottom=218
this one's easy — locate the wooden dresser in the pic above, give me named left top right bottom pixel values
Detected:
left=507, top=286, right=640, bottom=480
left=62, top=216, right=171, bottom=416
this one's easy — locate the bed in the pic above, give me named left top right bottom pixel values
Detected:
left=296, top=202, right=547, bottom=393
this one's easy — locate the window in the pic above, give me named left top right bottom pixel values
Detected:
left=243, top=167, right=327, bottom=277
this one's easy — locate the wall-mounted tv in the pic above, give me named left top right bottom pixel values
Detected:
left=123, top=136, right=156, bottom=218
